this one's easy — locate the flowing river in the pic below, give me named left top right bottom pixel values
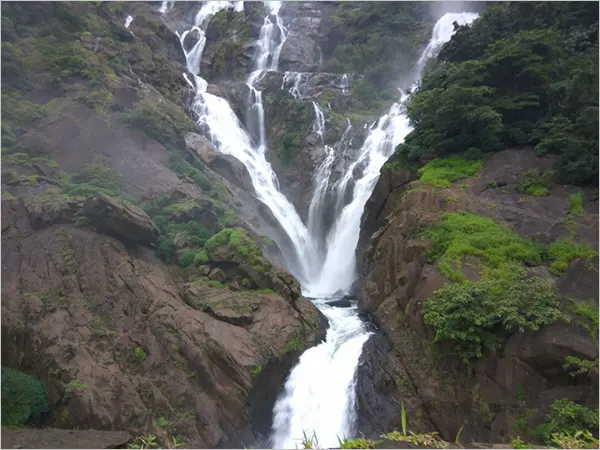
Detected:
left=164, top=3, right=478, bottom=448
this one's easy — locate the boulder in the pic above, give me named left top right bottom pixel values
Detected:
left=208, top=267, right=228, bottom=283
left=184, top=132, right=218, bottom=165
left=82, top=194, right=157, bottom=244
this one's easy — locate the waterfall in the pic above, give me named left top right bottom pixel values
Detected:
left=281, top=71, right=308, bottom=99
left=270, top=12, right=480, bottom=449
left=341, top=74, right=349, bottom=94
left=164, top=2, right=478, bottom=447
left=124, top=15, right=133, bottom=28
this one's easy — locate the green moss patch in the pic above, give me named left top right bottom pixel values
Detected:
left=418, top=156, right=483, bottom=188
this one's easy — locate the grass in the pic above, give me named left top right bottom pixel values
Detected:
left=424, top=211, right=544, bottom=274
left=251, top=363, right=263, bottom=379
left=568, top=192, right=584, bottom=216
left=338, top=433, right=377, bottom=449
left=418, top=156, right=483, bottom=188
left=547, top=239, right=597, bottom=275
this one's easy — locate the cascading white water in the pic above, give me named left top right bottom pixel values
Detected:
left=341, top=74, right=349, bottom=95
left=282, top=71, right=308, bottom=99
left=124, top=15, right=133, bottom=28
left=270, top=12, right=479, bottom=449
left=163, top=3, right=478, bottom=447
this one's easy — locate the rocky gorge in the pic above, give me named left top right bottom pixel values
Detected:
left=1, top=1, right=598, bottom=449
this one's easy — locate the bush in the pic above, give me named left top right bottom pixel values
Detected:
left=280, top=132, right=302, bottom=164
left=516, top=169, right=555, bottom=197
left=424, top=265, right=561, bottom=361
left=568, top=192, right=585, bottom=216
left=418, top=156, right=483, bottom=188
left=1, top=367, right=49, bottom=426
left=532, top=399, right=599, bottom=446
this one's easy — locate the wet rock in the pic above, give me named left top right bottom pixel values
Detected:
left=326, top=298, right=353, bottom=308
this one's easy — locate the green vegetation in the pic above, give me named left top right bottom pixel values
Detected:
left=547, top=239, right=597, bottom=276
left=418, top=156, right=483, bottom=188
left=532, top=399, right=599, bottom=447
left=396, top=2, right=599, bottom=186
left=280, top=329, right=305, bottom=357
left=134, top=346, right=147, bottom=362
left=516, top=169, right=555, bottom=197
left=424, top=212, right=544, bottom=272
left=120, top=101, right=196, bottom=151
left=563, top=356, right=598, bottom=377
left=568, top=192, right=585, bottom=217
left=205, top=228, right=271, bottom=274
left=327, top=3, right=435, bottom=111
left=338, top=433, right=377, bottom=449
left=251, top=363, right=262, bottom=379
left=1, top=367, right=49, bottom=427
left=424, top=265, right=561, bottom=362
left=509, top=436, right=527, bottom=449
left=550, top=430, right=598, bottom=449
left=573, top=300, right=599, bottom=338
left=380, top=400, right=448, bottom=448
left=64, top=379, right=87, bottom=397
left=279, top=132, right=303, bottom=164
left=66, top=163, right=132, bottom=201
left=170, top=154, right=211, bottom=191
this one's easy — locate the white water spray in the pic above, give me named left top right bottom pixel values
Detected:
left=341, top=74, right=349, bottom=94
left=124, top=15, right=133, bottom=29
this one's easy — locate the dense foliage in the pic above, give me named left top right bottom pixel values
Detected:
left=421, top=211, right=598, bottom=361
left=397, top=2, right=599, bottom=186
left=532, top=399, right=599, bottom=447
left=424, top=265, right=561, bottom=361
left=326, top=2, right=435, bottom=110
left=1, top=367, right=49, bottom=427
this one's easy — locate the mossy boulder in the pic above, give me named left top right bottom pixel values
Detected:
left=205, top=228, right=301, bottom=300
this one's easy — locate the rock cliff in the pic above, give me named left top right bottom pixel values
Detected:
left=355, top=149, right=599, bottom=444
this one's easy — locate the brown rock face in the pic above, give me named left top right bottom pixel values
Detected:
left=1, top=427, right=131, bottom=449
left=83, top=194, right=158, bottom=244
left=1, top=203, right=325, bottom=448
left=355, top=149, right=599, bottom=443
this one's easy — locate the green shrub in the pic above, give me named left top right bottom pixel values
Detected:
left=568, top=192, right=585, bottom=216
left=532, top=399, right=599, bottom=446
left=547, top=239, right=597, bottom=275
left=1, top=367, right=49, bottom=426
left=573, top=300, right=599, bottom=338
left=516, top=170, right=555, bottom=196
left=178, top=251, right=196, bottom=268
left=418, top=156, right=483, bottom=188
left=338, top=433, right=377, bottom=449
left=134, top=347, right=147, bottom=362
left=424, top=265, right=561, bottom=361
left=563, top=356, right=598, bottom=377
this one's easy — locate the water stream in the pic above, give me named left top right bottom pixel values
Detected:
left=164, top=3, right=478, bottom=447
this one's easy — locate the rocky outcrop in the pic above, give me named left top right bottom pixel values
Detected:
left=279, top=34, right=323, bottom=72
left=83, top=194, right=158, bottom=244
left=355, top=149, right=599, bottom=443
left=1, top=201, right=326, bottom=448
